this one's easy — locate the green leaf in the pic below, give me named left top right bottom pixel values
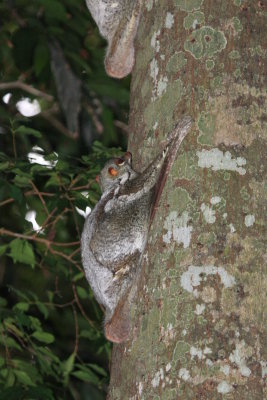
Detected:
left=13, top=302, right=29, bottom=312
left=0, top=368, right=8, bottom=379
left=13, top=175, right=31, bottom=188
left=0, top=387, right=25, bottom=400
left=71, top=367, right=99, bottom=385
left=6, top=369, right=15, bottom=388
left=0, top=244, right=8, bottom=257
left=80, top=329, right=100, bottom=341
left=55, top=160, right=70, bottom=171
left=8, top=239, right=35, bottom=268
left=0, top=357, right=5, bottom=368
left=15, top=125, right=42, bottom=138
left=29, top=316, right=42, bottom=331
left=0, top=296, right=8, bottom=307
left=9, top=185, right=23, bottom=204
left=44, top=173, right=60, bottom=188
left=63, top=353, right=75, bottom=385
left=4, top=320, right=24, bottom=338
left=36, top=302, right=49, bottom=319
left=88, top=363, right=108, bottom=377
left=32, top=331, right=55, bottom=344
left=4, top=337, right=22, bottom=351
left=0, top=161, right=9, bottom=170
left=44, top=152, right=58, bottom=161
left=7, top=286, right=29, bottom=301
left=72, top=272, right=84, bottom=282
left=64, top=353, right=75, bottom=375
left=76, top=286, right=88, bottom=299
left=34, top=43, right=49, bottom=76
left=26, top=386, right=54, bottom=400
left=13, top=28, right=38, bottom=69
left=40, top=0, right=67, bottom=21
left=14, top=370, right=35, bottom=387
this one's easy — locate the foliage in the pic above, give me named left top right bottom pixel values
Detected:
left=0, top=0, right=130, bottom=398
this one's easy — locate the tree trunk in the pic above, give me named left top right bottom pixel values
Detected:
left=108, top=1, right=266, bottom=399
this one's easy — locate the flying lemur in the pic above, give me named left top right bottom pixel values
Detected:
left=85, top=0, right=142, bottom=78
left=81, top=117, right=192, bottom=343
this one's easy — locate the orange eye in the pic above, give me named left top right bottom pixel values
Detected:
left=115, top=158, right=125, bottom=166
left=108, top=167, right=118, bottom=176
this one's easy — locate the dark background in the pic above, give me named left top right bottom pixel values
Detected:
left=0, top=1, right=130, bottom=398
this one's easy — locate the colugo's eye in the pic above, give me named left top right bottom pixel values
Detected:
left=115, top=158, right=125, bottom=166
left=108, top=167, right=118, bottom=176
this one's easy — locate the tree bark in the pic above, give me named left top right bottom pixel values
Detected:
left=108, top=1, right=266, bottom=399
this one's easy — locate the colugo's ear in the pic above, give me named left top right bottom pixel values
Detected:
left=115, top=158, right=125, bottom=166
left=124, top=152, right=132, bottom=165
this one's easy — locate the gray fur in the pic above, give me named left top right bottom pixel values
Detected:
left=81, top=117, right=193, bottom=341
left=85, top=0, right=142, bottom=78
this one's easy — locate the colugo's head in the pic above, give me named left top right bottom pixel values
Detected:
left=98, top=152, right=135, bottom=193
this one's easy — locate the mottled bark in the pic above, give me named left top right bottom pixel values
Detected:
left=108, top=1, right=266, bottom=399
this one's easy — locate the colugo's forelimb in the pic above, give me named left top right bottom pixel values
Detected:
left=81, top=117, right=193, bottom=342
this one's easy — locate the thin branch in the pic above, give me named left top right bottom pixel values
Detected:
left=114, top=120, right=129, bottom=135
left=65, top=193, right=81, bottom=241
left=0, top=82, right=78, bottom=139
left=68, top=174, right=83, bottom=190
left=11, top=128, right=17, bottom=159
left=0, top=226, right=83, bottom=271
left=51, top=248, right=83, bottom=272
left=43, top=300, right=75, bottom=308
left=1, top=330, right=12, bottom=365
left=72, top=304, right=79, bottom=354
left=84, top=103, right=103, bottom=134
left=0, top=191, right=55, bottom=208
left=35, top=207, right=57, bottom=233
left=41, top=109, right=78, bottom=139
left=50, top=208, right=72, bottom=230
left=71, top=183, right=93, bottom=191
left=30, top=180, right=49, bottom=216
left=0, top=227, right=79, bottom=248
left=69, top=247, right=81, bottom=258
left=72, top=284, right=95, bottom=328
left=0, top=198, right=14, bottom=207
left=0, top=81, right=54, bottom=102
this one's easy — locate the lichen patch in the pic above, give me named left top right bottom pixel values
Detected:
left=163, top=211, right=193, bottom=248
left=181, top=265, right=236, bottom=297
left=197, top=148, right=246, bottom=175
left=184, top=26, right=227, bottom=59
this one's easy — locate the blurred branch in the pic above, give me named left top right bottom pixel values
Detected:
left=114, top=120, right=129, bottom=135
left=0, top=81, right=54, bottom=102
left=0, top=227, right=79, bottom=248
left=0, top=191, right=55, bottom=208
left=0, top=82, right=78, bottom=139
left=84, top=103, right=103, bottom=135
left=40, top=107, right=79, bottom=139
left=72, top=284, right=95, bottom=328
left=0, top=227, right=83, bottom=272
left=30, top=180, right=49, bottom=216
left=72, top=304, right=79, bottom=354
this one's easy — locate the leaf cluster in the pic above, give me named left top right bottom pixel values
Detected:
left=0, top=131, right=123, bottom=398
left=0, top=0, right=131, bottom=398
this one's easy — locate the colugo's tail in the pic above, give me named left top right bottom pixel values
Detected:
left=104, top=291, right=131, bottom=343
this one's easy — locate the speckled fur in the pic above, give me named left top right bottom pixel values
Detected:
left=81, top=117, right=192, bottom=342
left=85, top=0, right=142, bottom=78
